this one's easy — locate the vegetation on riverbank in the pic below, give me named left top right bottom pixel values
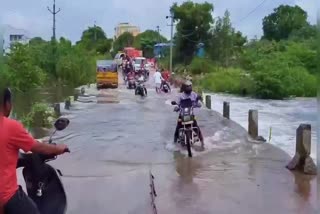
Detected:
left=20, top=103, right=56, bottom=129
left=161, top=3, right=318, bottom=99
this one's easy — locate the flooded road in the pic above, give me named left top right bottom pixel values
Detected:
left=20, top=74, right=317, bottom=214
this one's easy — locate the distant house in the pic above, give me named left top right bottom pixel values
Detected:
left=3, top=25, right=30, bottom=54
left=114, top=23, right=140, bottom=39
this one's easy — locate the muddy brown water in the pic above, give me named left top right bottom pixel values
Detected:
left=17, top=74, right=317, bottom=214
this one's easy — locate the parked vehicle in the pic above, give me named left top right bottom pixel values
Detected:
left=96, top=60, right=118, bottom=89
left=17, top=118, right=70, bottom=214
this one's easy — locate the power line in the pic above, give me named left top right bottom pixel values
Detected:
left=236, top=0, right=268, bottom=24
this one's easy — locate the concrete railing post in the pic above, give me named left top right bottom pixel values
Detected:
left=53, top=103, right=61, bottom=116
left=286, top=124, right=317, bottom=175
left=205, top=95, right=211, bottom=110
left=223, top=102, right=230, bottom=119
left=64, top=97, right=71, bottom=110
left=248, top=110, right=258, bottom=139
left=74, top=89, right=79, bottom=101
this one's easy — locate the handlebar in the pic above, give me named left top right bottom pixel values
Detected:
left=64, top=148, right=71, bottom=153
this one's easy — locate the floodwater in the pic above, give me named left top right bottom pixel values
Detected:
left=18, top=73, right=317, bottom=214
left=11, top=85, right=75, bottom=138
left=206, top=93, right=317, bottom=159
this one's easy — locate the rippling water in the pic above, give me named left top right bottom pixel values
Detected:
left=205, top=93, right=317, bottom=159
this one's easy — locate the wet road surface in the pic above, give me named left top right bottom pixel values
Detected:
left=20, top=72, right=317, bottom=214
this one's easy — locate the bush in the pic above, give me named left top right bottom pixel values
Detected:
left=250, top=51, right=317, bottom=99
left=57, top=47, right=95, bottom=87
left=21, top=103, right=56, bottom=128
left=199, top=67, right=254, bottom=95
left=189, top=57, right=216, bottom=75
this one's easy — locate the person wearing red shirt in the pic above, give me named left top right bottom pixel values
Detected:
left=161, top=69, right=170, bottom=82
left=0, top=88, right=70, bottom=214
left=160, top=69, right=171, bottom=91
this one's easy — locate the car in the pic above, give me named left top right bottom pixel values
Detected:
left=133, top=57, right=147, bottom=71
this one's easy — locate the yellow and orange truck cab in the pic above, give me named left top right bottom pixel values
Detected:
left=96, top=60, right=118, bottom=89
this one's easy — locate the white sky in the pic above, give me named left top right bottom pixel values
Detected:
left=0, top=0, right=317, bottom=42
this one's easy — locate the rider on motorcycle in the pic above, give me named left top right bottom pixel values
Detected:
left=0, top=88, right=69, bottom=214
left=173, top=81, right=204, bottom=147
left=160, top=69, right=171, bottom=91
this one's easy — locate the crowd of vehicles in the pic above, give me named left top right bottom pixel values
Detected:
left=95, top=51, right=202, bottom=157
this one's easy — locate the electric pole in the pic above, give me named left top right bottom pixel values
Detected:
left=166, top=11, right=174, bottom=73
left=47, top=0, right=61, bottom=41
left=94, top=21, right=97, bottom=41
left=156, top=26, right=160, bottom=43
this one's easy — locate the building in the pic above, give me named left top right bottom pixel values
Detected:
left=114, top=23, right=140, bottom=39
left=3, top=25, right=30, bottom=54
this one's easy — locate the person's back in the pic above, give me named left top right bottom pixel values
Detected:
left=154, top=71, right=162, bottom=84
left=162, top=70, right=170, bottom=82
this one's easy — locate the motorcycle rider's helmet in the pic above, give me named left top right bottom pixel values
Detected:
left=184, top=80, right=192, bottom=95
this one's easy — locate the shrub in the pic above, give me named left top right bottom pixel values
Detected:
left=199, top=67, right=254, bottom=95
left=189, top=57, right=216, bottom=75
left=21, top=103, right=56, bottom=128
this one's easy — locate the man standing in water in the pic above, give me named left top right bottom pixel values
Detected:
left=153, top=69, right=163, bottom=93
left=0, top=88, right=70, bottom=214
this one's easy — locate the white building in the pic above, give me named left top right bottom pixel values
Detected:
left=3, top=25, right=30, bottom=54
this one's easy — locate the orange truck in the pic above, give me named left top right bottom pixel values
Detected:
left=124, top=47, right=143, bottom=58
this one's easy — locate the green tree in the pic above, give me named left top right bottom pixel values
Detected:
left=77, top=26, right=111, bottom=54
left=289, top=24, right=317, bottom=41
left=133, top=30, right=167, bottom=58
left=262, top=5, right=308, bottom=41
left=209, top=10, right=247, bottom=66
left=113, top=32, right=135, bottom=54
left=171, top=1, right=214, bottom=63
left=7, top=43, right=46, bottom=91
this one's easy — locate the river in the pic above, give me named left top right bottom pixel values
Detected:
left=205, top=93, right=317, bottom=159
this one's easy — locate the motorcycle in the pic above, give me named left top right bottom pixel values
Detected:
left=171, top=99, right=201, bottom=157
left=161, top=81, right=171, bottom=93
left=127, top=74, right=136, bottom=89
left=135, top=79, right=147, bottom=97
left=16, top=118, right=70, bottom=214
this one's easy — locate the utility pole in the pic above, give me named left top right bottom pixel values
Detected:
left=156, top=26, right=160, bottom=43
left=47, top=0, right=61, bottom=41
left=166, top=10, right=174, bottom=73
left=94, top=21, right=97, bottom=41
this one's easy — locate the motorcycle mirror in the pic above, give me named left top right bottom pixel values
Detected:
left=171, top=101, right=177, bottom=105
left=54, top=118, right=70, bottom=131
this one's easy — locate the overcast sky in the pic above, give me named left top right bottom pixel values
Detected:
left=0, top=0, right=317, bottom=42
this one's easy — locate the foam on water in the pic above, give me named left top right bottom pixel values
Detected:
left=165, top=129, right=242, bottom=157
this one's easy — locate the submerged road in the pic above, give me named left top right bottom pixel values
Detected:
left=21, top=72, right=317, bottom=214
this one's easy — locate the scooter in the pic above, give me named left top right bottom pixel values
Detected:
left=16, top=118, right=70, bottom=214
left=161, top=81, right=171, bottom=93
left=127, top=75, right=136, bottom=89
left=135, top=80, right=147, bottom=97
